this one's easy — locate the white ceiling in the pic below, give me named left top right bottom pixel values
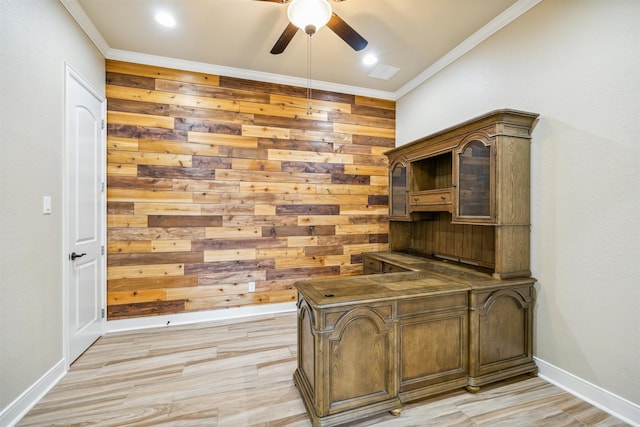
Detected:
left=61, top=0, right=539, bottom=100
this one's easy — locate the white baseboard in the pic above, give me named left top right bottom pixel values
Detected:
left=0, top=358, right=66, bottom=427
left=535, top=357, right=640, bottom=426
left=106, top=302, right=297, bottom=333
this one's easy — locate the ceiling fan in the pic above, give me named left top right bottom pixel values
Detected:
left=256, top=0, right=368, bottom=55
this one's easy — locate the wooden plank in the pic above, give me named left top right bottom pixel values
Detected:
left=151, top=240, right=192, bottom=253
left=300, top=194, right=368, bottom=205
left=216, top=169, right=330, bottom=184
left=276, top=205, right=339, bottom=215
left=262, top=225, right=335, bottom=237
left=107, top=252, right=203, bottom=267
left=108, top=111, right=175, bottom=129
left=197, top=270, right=267, bottom=285
left=187, top=131, right=257, bottom=148
left=205, top=226, right=262, bottom=238
left=106, top=72, right=155, bottom=90
left=107, top=176, right=173, bottom=190
left=328, top=111, right=395, bottom=129
left=265, top=265, right=340, bottom=281
left=352, top=134, right=395, bottom=148
left=191, top=237, right=288, bottom=251
left=107, top=289, right=167, bottom=305
left=107, top=241, right=152, bottom=254
left=333, top=122, right=395, bottom=139
left=267, top=149, right=353, bottom=164
left=204, top=248, right=256, bottom=262
left=107, top=215, right=148, bottom=228
left=107, top=150, right=192, bottom=167
left=239, top=182, right=317, bottom=195
left=191, top=192, right=221, bottom=204
left=107, top=299, right=185, bottom=319
left=134, top=203, right=202, bottom=216
left=342, top=243, right=388, bottom=256
left=339, top=205, right=389, bottom=215
left=107, top=60, right=220, bottom=86
left=107, top=163, right=138, bottom=177
left=107, top=136, right=138, bottom=151
left=107, top=275, right=198, bottom=292
left=256, top=247, right=305, bottom=259
left=316, top=184, right=388, bottom=195
left=270, top=94, right=352, bottom=114
left=254, top=205, right=276, bottom=215
left=107, top=263, right=185, bottom=280
left=354, top=95, right=395, bottom=110
left=289, top=128, right=352, bottom=144
left=148, top=215, right=222, bottom=228
left=336, top=223, right=389, bottom=235
left=231, top=158, right=281, bottom=172
left=173, top=179, right=238, bottom=193
left=137, top=165, right=215, bottom=180
left=138, top=139, right=220, bottom=156
left=297, top=215, right=350, bottom=226
left=241, top=125, right=291, bottom=139
left=108, top=124, right=188, bottom=142
left=240, top=102, right=328, bottom=122
left=107, top=227, right=206, bottom=241
left=108, top=188, right=193, bottom=203
left=184, top=259, right=275, bottom=275
left=304, top=245, right=343, bottom=257
left=287, top=236, right=318, bottom=247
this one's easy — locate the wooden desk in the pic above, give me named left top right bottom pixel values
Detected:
left=293, top=253, right=536, bottom=426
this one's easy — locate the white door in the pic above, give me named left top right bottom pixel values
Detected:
left=66, top=66, right=106, bottom=363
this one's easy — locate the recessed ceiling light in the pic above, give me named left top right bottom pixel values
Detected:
left=155, top=11, right=176, bottom=28
left=363, top=53, right=378, bottom=66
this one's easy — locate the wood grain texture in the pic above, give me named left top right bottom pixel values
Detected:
left=106, top=60, right=393, bottom=319
left=18, top=313, right=627, bottom=427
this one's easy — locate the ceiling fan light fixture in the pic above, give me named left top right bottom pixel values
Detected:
left=287, top=0, right=332, bottom=35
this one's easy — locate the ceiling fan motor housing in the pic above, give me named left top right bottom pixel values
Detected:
left=287, top=0, right=332, bottom=33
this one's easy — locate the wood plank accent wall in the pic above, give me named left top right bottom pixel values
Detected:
left=105, top=60, right=395, bottom=319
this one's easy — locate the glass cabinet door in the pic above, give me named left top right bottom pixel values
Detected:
left=455, top=141, right=493, bottom=221
left=390, top=162, right=408, bottom=218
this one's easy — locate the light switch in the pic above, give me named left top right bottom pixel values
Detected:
left=43, top=196, right=52, bottom=215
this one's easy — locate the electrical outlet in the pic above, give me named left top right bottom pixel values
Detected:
left=248, top=281, right=256, bottom=292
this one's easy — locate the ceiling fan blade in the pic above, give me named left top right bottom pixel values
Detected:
left=270, top=22, right=298, bottom=54
left=326, top=12, right=368, bottom=51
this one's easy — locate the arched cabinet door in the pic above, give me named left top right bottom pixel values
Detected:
left=468, top=284, right=536, bottom=388
left=453, top=137, right=495, bottom=224
left=325, top=306, right=397, bottom=415
left=389, top=161, right=409, bottom=220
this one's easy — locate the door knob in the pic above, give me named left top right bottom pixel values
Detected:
left=70, top=252, right=87, bottom=260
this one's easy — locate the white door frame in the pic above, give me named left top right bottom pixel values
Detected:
left=63, top=63, right=107, bottom=368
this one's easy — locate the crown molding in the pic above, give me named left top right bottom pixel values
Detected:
left=59, top=0, right=110, bottom=56
left=394, top=0, right=542, bottom=99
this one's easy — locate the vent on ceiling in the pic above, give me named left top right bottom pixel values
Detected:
left=368, top=64, right=400, bottom=80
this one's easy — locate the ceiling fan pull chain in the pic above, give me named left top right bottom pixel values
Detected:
left=306, top=33, right=312, bottom=115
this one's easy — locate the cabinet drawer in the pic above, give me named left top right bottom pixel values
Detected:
left=409, top=189, right=451, bottom=210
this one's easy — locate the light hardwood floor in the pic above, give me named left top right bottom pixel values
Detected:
left=19, top=312, right=627, bottom=426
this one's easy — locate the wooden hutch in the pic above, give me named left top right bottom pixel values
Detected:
left=293, top=109, right=539, bottom=426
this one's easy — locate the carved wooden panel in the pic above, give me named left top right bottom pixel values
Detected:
left=106, top=60, right=394, bottom=319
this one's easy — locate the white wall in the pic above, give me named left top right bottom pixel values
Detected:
left=398, top=0, right=640, bottom=411
left=0, top=0, right=104, bottom=418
